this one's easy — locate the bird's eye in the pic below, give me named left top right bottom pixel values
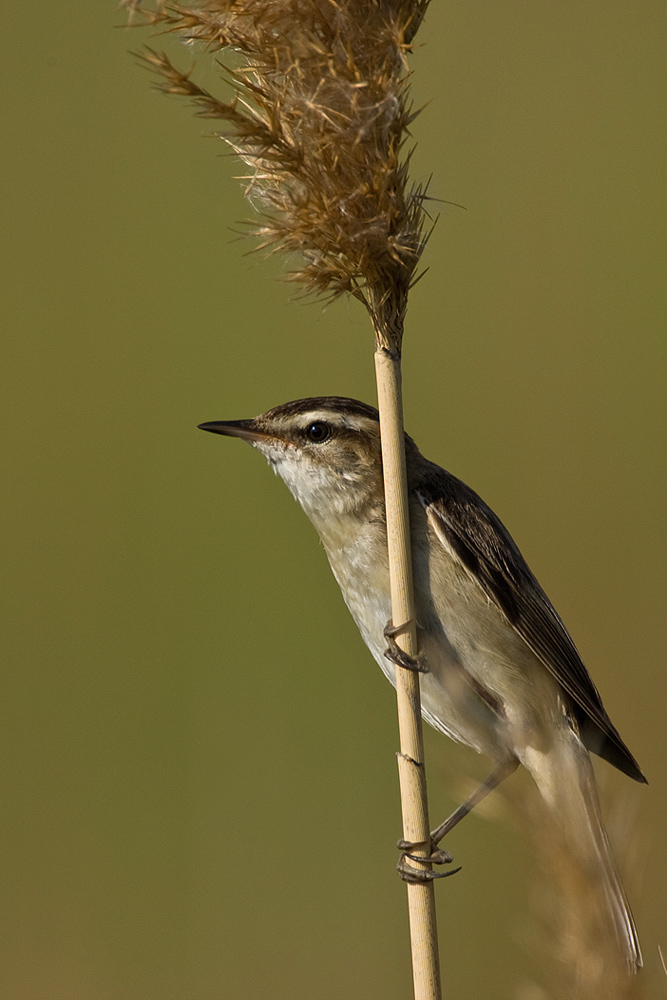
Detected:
left=305, top=421, right=331, bottom=443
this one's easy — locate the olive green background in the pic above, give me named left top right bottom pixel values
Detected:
left=2, top=4, right=665, bottom=998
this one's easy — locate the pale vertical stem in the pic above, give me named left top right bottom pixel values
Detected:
left=374, top=347, right=442, bottom=1000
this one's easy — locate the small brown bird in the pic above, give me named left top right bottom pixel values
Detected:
left=199, top=396, right=646, bottom=971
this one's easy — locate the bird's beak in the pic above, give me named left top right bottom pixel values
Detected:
left=198, top=419, right=270, bottom=443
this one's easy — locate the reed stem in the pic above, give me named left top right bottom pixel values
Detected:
left=125, top=2, right=443, bottom=993
left=375, top=347, right=441, bottom=1000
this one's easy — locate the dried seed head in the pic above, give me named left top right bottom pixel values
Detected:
left=125, top=0, right=431, bottom=352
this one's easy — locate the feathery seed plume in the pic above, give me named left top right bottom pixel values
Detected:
left=125, top=0, right=430, bottom=353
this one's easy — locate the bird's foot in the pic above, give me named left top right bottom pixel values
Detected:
left=383, top=620, right=428, bottom=673
left=396, top=837, right=461, bottom=883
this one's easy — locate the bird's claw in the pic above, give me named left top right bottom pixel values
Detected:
left=397, top=851, right=461, bottom=883
left=396, top=836, right=460, bottom=883
left=383, top=619, right=428, bottom=673
left=397, top=839, right=454, bottom=865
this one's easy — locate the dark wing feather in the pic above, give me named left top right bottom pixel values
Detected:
left=417, top=468, right=646, bottom=783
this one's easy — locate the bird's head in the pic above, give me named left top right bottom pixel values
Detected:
left=199, top=396, right=393, bottom=525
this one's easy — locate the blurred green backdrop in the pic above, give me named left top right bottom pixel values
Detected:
left=2, top=4, right=665, bottom=998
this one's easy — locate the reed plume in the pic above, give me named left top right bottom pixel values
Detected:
left=126, top=0, right=430, bottom=351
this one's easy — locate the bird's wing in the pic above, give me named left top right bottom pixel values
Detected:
left=417, top=471, right=645, bottom=782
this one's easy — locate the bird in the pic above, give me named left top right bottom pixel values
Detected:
left=199, top=395, right=646, bottom=972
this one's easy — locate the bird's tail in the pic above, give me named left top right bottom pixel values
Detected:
left=522, top=730, right=642, bottom=982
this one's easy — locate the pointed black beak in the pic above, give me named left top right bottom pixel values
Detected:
left=198, top=419, right=269, bottom=443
